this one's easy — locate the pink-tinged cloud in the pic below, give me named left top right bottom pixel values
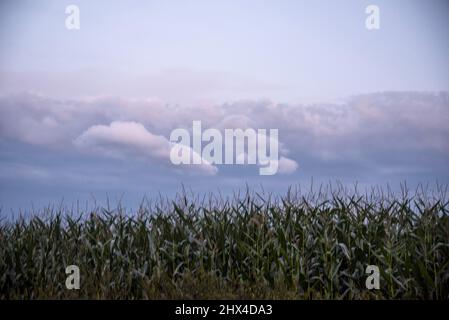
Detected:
left=74, top=121, right=218, bottom=176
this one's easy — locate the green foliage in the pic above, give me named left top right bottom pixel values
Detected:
left=1, top=184, right=448, bottom=299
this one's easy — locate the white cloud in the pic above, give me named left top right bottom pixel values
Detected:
left=75, top=121, right=169, bottom=157
left=74, top=121, right=218, bottom=176
left=277, top=157, right=299, bottom=174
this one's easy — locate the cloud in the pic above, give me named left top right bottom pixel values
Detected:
left=75, top=121, right=169, bottom=158
left=1, top=91, right=448, bottom=179
left=74, top=121, right=218, bottom=176
left=277, top=157, right=299, bottom=174
left=0, top=69, right=284, bottom=105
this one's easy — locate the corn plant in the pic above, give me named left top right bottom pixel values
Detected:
left=0, top=184, right=448, bottom=299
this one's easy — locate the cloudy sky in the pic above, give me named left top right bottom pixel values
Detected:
left=1, top=0, right=448, bottom=212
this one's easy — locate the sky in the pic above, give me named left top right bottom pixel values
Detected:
left=0, top=0, right=448, bottom=213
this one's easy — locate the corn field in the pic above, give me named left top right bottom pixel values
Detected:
left=1, top=184, right=449, bottom=299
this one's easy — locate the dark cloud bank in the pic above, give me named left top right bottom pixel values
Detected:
left=0, top=91, right=448, bottom=212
